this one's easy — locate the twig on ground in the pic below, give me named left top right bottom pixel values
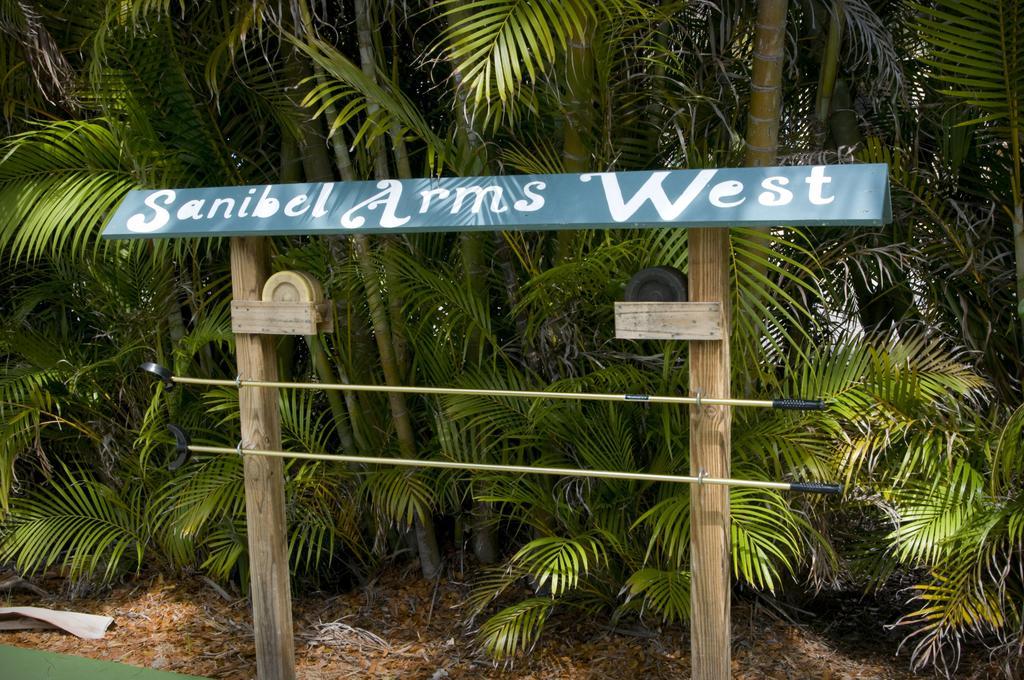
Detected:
left=200, top=576, right=234, bottom=602
left=0, top=572, right=49, bottom=597
left=303, top=619, right=391, bottom=653
left=426, top=577, right=442, bottom=627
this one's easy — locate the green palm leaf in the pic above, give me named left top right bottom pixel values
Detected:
left=200, top=517, right=248, bottom=583
left=887, top=459, right=982, bottom=565
left=635, top=492, right=690, bottom=569
left=989, top=404, right=1024, bottom=494
left=897, top=562, right=1005, bottom=672
left=620, top=567, right=691, bottom=623
left=476, top=597, right=553, bottom=659
left=730, top=487, right=807, bottom=592
left=363, top=467, right=434, bottom=526
left=913, top=0, right=1023, bottom=130
left=436, top=0, right=594, bottom=105
left=155, top=453, right=245, bottom=541
left=292, top=36, right=449, bottom=172
left=510, top=535, right=606, bottom=597
left=0, top=121, right=135, bottom=263
left=1, top=466, right=147, bottom=581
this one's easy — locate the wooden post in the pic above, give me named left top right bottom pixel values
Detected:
left=688, top=227, right=731, bottom=680
left=230, top=236, right=296, bottom=680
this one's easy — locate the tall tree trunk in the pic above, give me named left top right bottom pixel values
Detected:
left=294, top=5, right=378, bottom=444
left=306, top=334, right=357, bottom=452
left=807, top=5, right=918, bottom=333
left=348, top=0, right=442, bottom=579
left=299, top=0, right=439, bottom=574
left=1015, top=202, right=1024, bottom=342
left=814, top=0, right=843, bottom=144
left=1010, top=126, right=1024, bottom=355
left=555, top=14, right=595, bottom=263
left=740, top=0, right=790, bottom=359
left=387, top=15, right=414, bottom=181
left=688, top=2, right=786, bottom=677
left=353, top=0, right=390, bottom=182
left=285, top=37, right=370, bottom=458
left=745, top=0, right=788, bottom=169
left=445, top=0, right=502, bottom=564
left=275, top=134, right=301, bottom=383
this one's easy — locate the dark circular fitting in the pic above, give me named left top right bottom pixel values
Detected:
left=624, top=266, right=688, bottom=302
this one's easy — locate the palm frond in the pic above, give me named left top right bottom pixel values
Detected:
left=362, top=467, right=435, bottom=527
left=1, top=465, right=147, bottom=581
left=913, top=0, right=1023, bottom=133
left=897, top=561, right=1005, bottom=674
left=730, top=486, right=807, bottom=592
left=199, top=517, right=248, bottom=583
left=153, top=450, right=245, bottom=545
left=887, top=458, right=982, bottom=565
left=510, top=535, right=606, bottom=597
left=989, top=404, right=1024, bottom=495
left=293, top=36, right=449, bottom=173
left=840, top=0, right=906, bottom=98
left=465, top=561, right=531, bottom=621
left=476, top=597, right=553, bottom=659
left=635, top=492, right=689, bottom=569
left=0, top=121, right=135, bottom=263
left=436, top=0, right=594, bottom=105
left=620, top=567, right=690, bottom=623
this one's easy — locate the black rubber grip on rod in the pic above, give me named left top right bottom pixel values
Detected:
left=789, top=482, right=842, bottom=495
left=140, top=362, right=175, bottom=390
left=772, top=398, right=826, bottom=411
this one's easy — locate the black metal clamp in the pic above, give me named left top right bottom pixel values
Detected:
left=166, top=424, right=192, bottom=471
left=140, top=362, right=175, bottom=390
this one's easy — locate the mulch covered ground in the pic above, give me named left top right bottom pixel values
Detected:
left=0, top=569, right=998, bottom=678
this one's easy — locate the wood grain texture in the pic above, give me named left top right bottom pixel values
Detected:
left=231, top=301, right=334, bottom=335
left=613, top=302, right=722, bottom=340
left=230, top=237, right=296, bottom=680
left=688, top=228, right=731, bottom=680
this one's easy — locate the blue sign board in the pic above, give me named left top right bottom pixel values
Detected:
left=101, top=164, right=890, bottom=239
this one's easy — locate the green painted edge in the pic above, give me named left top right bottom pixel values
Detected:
left=0, top=644, right=208, bottom=679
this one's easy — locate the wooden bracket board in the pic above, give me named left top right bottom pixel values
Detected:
left=614, top=302, right=722, bottom=340
left=231, top=300, right=333, bottom=335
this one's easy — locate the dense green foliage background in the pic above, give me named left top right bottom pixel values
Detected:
left=1, top=0, right=1022, bottom=674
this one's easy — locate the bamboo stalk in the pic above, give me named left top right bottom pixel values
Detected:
left=446, top=0, right=501, bottom=564
left=745, top=0, right=789, bottom=168
left=814, top=0, right=844, bottom=128
left=556, top=12, right=595, bottom=263
left=350, top=0, right=441, bottom=578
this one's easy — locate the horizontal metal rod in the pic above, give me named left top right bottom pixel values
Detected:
left=163, top=375, right=823, bottom=411
left=176, top=376, right=769, bottom=407
left=186, top=444, right=841, bottom=494
left=143, top=363, right=825, bottom=410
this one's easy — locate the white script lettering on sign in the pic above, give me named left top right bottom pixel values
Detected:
left=103, top=164, right=889, bottom=239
